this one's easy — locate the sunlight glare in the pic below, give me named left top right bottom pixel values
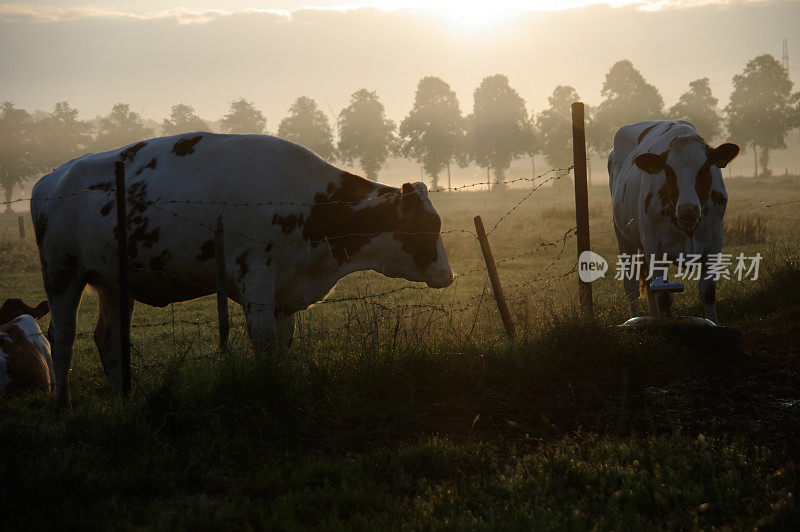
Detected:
left=408, top=0, right=523, bottom=33
left=431, top=0, right=512, bottom=32
left=409, top=0, right=613, bottom=34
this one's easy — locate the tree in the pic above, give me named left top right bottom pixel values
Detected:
left=162, top=103, right=209, bottom=135
left=669, top=78, right=723, bottom=141
left=219, top=98, right=266, bottom=134
left=337, top=89, right=396, bottom=181
left=589, top=60, right=664, bottom=154
left=466, top=74, right=531, bottom=186
left=36, top=101, right=93, bottom=169
left=94, top=103, right=154, bottom=151
left=725, top=54, right=800, bottom=178
left=536, top=85, right=581, bottom=169
left=0, top=102, right=39, bottom=211
left=277, top=96, right=336, bottom=161
left=399, top=76, right=464, bottom=190
left=524, top=111, right=540, bottom=180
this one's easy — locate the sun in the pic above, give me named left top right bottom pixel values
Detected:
left=372, top=0, right=606, bottom=33
left=441, top=1, right=511, bottom=32
left=417, top=0, right=519, bottom=34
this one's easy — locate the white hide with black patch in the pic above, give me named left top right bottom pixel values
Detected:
left=32, top=132, right=453, bottom=406
left=608, top=120, right=739, bottom=324
left=0, top=315, right=53, bottom=395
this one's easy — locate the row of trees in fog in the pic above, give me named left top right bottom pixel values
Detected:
left=1, top=54, right=798, bottom=206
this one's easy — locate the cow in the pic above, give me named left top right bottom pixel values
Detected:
left=0, top=298, right=53, bottom=395
left=32, top=133, right=454, bottom=406
left=608, top=120, right=739, bottom=324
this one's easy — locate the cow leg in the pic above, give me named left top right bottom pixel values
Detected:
left=238, top=271, right=278, bottom=353
left=699, top=260, right=719, bottom=325
left=640, top=252, right=663, bottom=318
left=46, top=280, right=85, bottom=408
left=276, top=313, right=295, bottom=349
left=614, top=225, right=640, bottom=317
left=93, top=286, right=135, bottom=393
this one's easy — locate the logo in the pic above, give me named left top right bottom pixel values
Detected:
left=579, top=250, right=608, bottom=283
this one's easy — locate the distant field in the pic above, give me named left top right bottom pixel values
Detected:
left=1, top=173, right=799, bottom=528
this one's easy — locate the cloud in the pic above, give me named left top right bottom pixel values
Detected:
left=635, top=0, right=754, bottom=10
left=0, top=5, right=291, bottom=24
left=0, top=0, right=772, bottom=24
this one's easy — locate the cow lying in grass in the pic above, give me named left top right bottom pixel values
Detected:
left=32, top=133, right=454, bottom=406
left=0, top=298, right=52, bottom=395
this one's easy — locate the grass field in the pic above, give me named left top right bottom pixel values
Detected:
left=1, top=173, right=799, bottom=529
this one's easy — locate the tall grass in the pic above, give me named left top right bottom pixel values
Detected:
left=2, top=299, right=799, bottom=527
left=725, top=213, right=767, bottom=246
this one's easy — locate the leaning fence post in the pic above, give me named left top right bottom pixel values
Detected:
left=215, top=215, right=229, bottom=355
left=114, top=161, right=132, bottom=398
left=17, top=216, right=25, bottom=239
left=474, top=215, right=515, bottom=339
left=571, top=102, right=594, bottom=317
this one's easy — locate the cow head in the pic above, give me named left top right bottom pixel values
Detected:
left=0, top=298, right=49, bottom=325
left=634, top=136, right=739, bottom=231
left=371, top=182, right=453, bottom=288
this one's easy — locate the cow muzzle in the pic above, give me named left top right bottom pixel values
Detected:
left=426, top=268, right=454, bottom=288
left=676, top=204, right=700, bottom=230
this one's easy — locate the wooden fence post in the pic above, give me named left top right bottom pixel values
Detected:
left=474, top=215, right=515, bottom=339
left=114, top=161, right=131, bottom=398
left=215, top=215, right=229, bottom=355
left=571, top=102, right=594, bottom=317
left=17, top=216, right=25, bottom=239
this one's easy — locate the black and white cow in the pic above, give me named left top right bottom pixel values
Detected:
left=608, top=120, right=739, bottom=323
left=32, top=133, right=453, bottom=406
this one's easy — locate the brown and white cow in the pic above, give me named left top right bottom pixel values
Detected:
left=32, top=133, right=453, bottom=406
left=0, top=298, right=52, bottom=395
left=608, top=120, right=739, bottom=323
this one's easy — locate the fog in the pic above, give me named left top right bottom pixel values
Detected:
left=2, top=0, right=800, bottom=196
left=2, top=1, right=798, bottom=120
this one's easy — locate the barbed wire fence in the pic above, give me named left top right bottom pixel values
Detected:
left=2, top=104, right=799, bottom=393
left=1, top=163, right=581, bottom=388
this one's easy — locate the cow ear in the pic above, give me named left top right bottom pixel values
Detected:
left=0, top=298, right=26, bottom=323
left=708, top=143, right=739, bottom=168
left=633, top=152, right=667, bottom=175
left=400, top=182, right=421, bottom=213
left=33, top=300, right=50, bottom=319
left=0, top=299, right=16, bottom=324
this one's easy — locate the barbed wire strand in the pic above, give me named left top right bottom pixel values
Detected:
left=3, top=168, right=795, bottom=389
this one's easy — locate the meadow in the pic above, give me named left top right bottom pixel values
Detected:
left=1, top=172, right=799, bottom=529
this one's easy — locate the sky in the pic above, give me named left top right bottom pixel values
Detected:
left=1, top=0, right=799, bottom=127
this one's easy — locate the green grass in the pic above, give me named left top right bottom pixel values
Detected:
left=1, top=176, right=799, bottom=529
